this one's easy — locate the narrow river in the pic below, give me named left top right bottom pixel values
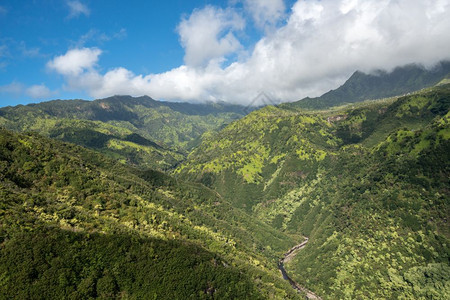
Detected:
left=278, top=237, right=322, bottom=299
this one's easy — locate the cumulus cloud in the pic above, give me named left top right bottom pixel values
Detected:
left=244, top=0, right=285, bottom=29
left=67, top=0, right=90, bottom=18
left=177, top=6, right=245, bottom=67
left=47, top=47, right=101, bottom=76
left=0, top=82, right=55, bottom=101
left=26, top=84, right=53, bottom=99
left=50, top=0, right=450, bottom=105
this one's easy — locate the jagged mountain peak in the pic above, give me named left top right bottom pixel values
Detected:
left=289, top=61, right=450, bottom=109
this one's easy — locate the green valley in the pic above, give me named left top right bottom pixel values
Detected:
left=0, top=96, right=246, bottom=170
left=0, top=128, right=300, bottom=299
left=3, top=1, right=450, bottom=299
left=1, top=68, right=449, bottom=299
left=176, top=84, right=450, bottom=298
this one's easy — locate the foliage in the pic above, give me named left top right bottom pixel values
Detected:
left=177, top=84, right=450, bottom=299
left=0, top=227, right=259, bottom=299
left=0, top=96, right=246, bottom=170
left=2, top=75, right=450, bottom=298
left=0, top=128, right=299, bottom=299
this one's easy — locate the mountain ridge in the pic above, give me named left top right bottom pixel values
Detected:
left=0, top=95, right=248, bottom=170
left=286, top=61, right=450, bottom=110
left=2, top=95, right=248, bottom=116
left=176, top=83, right=450, bottom=298
left=0, top=127, right=302, bottom=299
left=1, top=63, right=449, bottom=299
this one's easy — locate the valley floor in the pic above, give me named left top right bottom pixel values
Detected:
left=279, top=237, right=322, bottom=300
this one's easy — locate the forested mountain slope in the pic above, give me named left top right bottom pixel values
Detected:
left=176, top=84, right=450, bottom=298
left=0, top=129, right=301, bottom=299
left=0, top=96, right=246, bottom=170
left=287, top=61, right=450, bottom=109
left=1, top=75, right=449, bottom=299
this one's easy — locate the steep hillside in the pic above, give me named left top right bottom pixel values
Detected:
left=0, top=96, right=246, bottom=170
left=287, top=61, right=450, bottom=109
left=0, top=129, right=300, bottom=299
left=176, top=84, right=450, bottom=298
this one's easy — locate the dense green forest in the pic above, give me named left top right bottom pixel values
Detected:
left=177, top=84, right=450, bottom=298
left=1, top=68, right=449, bottom=299
left=0, top=128, right=300, bottom=299
left=0, top=96, right=246, bottom=170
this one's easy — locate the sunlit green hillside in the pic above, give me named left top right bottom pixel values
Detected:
left=0, top=96, right=247, bottom=170
left=0, top=128, right=300, bottom=299
left=176, top=84, right=450, bottom=298
left=1, top=79, right=449, bottom=299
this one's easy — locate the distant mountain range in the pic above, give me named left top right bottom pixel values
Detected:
left=1, top=62, right=449, bottom=298
left=1, top=61, right=448, bottom=171
left=287, top=61, right=450, bottom=109
left=0, top=96, right=247, bottom=170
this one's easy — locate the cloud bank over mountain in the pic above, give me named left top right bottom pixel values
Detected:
left=48, top=0, right=450, bottom=105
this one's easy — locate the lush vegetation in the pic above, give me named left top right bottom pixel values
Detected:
left=0, top=95, right=246, bottom=170
left=1, top=228, right=259, bottom=299
left=177, top=84, right=450, bottom=299
left=0, top=128, right=300, bottom=299
left=1, top=68, right=449, bottom=299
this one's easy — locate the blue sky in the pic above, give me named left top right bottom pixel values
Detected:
left=0, top=1, right=227, bottom=105
left=1, top=0, right=449, bottom=107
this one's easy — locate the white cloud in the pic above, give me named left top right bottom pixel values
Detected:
left=0, top=82, right=24, bottom=96
left=113, top=28, right=127, bottom=40
left=18, top=42, right=42, bottom=58
left=244, top=0, right=285, bottom=29
left=77, top=29, right=110, bottom=47
left=21, top=47, right=41, bottom=58
left=50, top=0, right=450, bottom=105
left=0, top=82, right=55, bottom=101
left=75, top=28, right=127, bottom=47
left=67, top=0, right=90, bottom=18
left=177, top=6, right=245, bottom=67
left=26, top=84, right=53, bottom=99
left=47, top=47, right=101, bottom=76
